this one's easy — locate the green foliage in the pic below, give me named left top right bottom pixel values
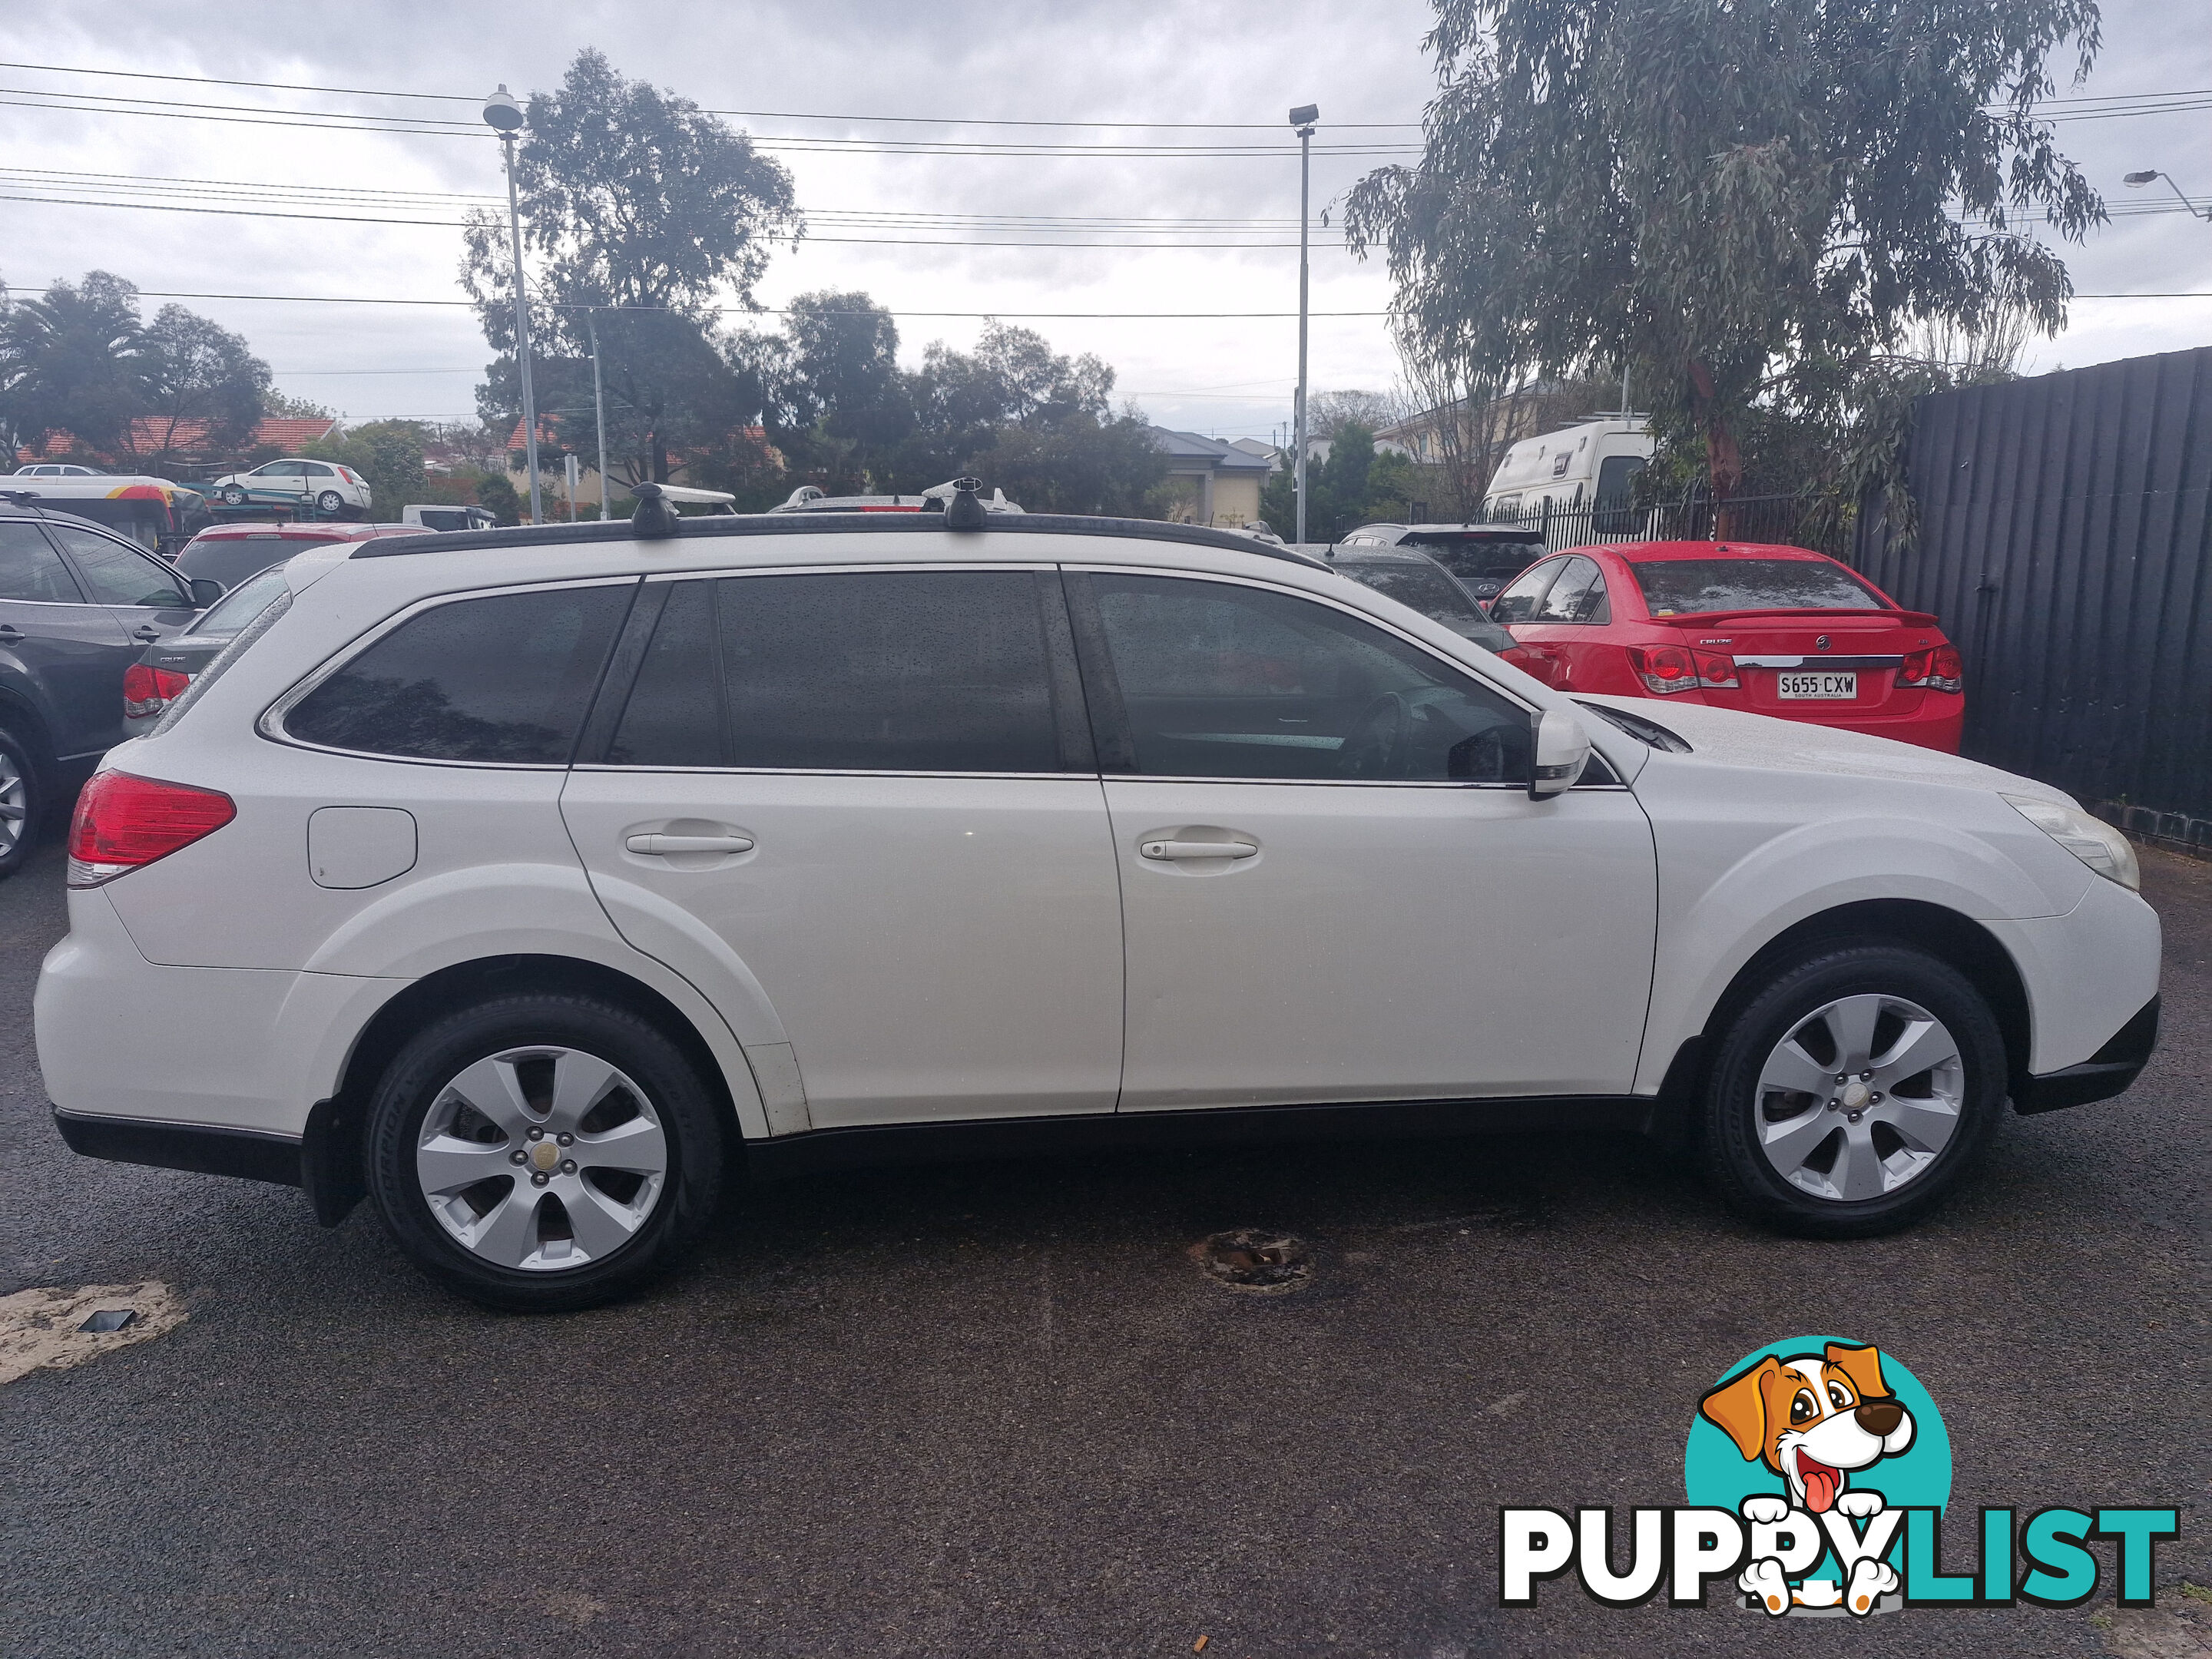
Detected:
left=964, top=412, right=1167, bottom=515
left=1346, top=0, right=2104, bottom=503
left=1260, top=423, right=1429, bottom=542
left=306, top=420, right=428, bottom=516
left=263, top=389, right=334, bottom=420
left=0, top=273, right=269, bottom=466
left=473, top=473, right=522, bottom=525
left=464, top=49, right=798, bottom=485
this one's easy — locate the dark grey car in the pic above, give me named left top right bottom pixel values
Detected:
left=1337, top=523, right=1549, bottom=601
left=121, top=561, right=295, bottom=739
left=0, top=498, right=217, bottom=876
left=1326, top=545, right=1520, bottom=654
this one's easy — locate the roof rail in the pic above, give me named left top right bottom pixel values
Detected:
left=350, top=512, right=1333, bottom=569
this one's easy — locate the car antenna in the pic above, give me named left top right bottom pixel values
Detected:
left=943, top=477, right=988, bottom=531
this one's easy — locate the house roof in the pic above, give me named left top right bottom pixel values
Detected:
left=28, top=416, right=340, bottom=459
left=1149, top=427, right=1274, bottom=472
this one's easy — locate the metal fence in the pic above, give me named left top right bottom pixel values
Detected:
left=1856, top=345, right=2212, bottom=832
left=1477, top=492, right=1847, bottom=555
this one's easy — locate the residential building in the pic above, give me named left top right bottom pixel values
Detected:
left=1148, top=427, right=1274, bottom=527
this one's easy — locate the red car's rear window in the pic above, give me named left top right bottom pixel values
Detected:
left=1628, top=558, right=1886, bottom=616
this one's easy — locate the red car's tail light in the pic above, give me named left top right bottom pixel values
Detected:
left=121, top=664, right=191, bottom=717
left=1627, top=644, right=1700, bottom=693
left=1899, top=645, right=1964, bottom=693
left=1693, top=649, right=1739, bottom=688
left=67, top=771, right=235, bottom=888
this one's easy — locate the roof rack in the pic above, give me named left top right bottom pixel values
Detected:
left=351, top=511, right=1333, bottom=569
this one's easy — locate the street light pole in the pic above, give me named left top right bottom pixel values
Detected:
left=484, top=85, right=542, bottom=525
left=2122, top=168, right=2212, bottom=221
left=588, top=307, right=609, bottom=521
left=1290, top=104, right=1318, bottom=546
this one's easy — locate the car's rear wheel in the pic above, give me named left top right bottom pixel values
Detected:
left=315, top=489, right=344, bottom=515
left=1700, top=944, right=2006, bottom=1236
left=364, top=993, right=724, bottom=1311
left=0, top=727, right=39, bottom=879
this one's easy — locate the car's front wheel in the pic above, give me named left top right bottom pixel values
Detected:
left=365, top=993, right=724, bottom=1311
left=315, top=489, right=345, bottom=515
left=1700, top=944, right=2007, bottom=1236
left=0, top=727, right=39, bottom=879
left=219, top=484, right=247, bottom=506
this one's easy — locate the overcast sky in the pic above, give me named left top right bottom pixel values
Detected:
left=5, top=0, right=2207, bottom=443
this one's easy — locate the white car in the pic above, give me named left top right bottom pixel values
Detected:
left=207, top=458, right=371, bottom=518
left=35, top=502, right=2160, bottom=1312
left=11, top=462, right=104, bottom=477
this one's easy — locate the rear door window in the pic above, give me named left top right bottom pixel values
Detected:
left=1532, top=555, right=1609, bottom=624
left=286, top=582, right=632, bottom=763
left=0, top=522, right=87, bottom=603
left=49, top=525, right=190, bottom=606
left=607, top=569, right=1078, bottom=773
left=1630, top=558, right=1884, bottom=616
left=1486, top=559, right=1563, bottom=624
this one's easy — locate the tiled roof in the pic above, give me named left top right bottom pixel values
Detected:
left=28, top=416, right=339, bottom=459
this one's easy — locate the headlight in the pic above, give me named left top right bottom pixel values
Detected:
left=2002, top=794, right=2141, bottom=891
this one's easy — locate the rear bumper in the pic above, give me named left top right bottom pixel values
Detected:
left=2015, top=995, right=2160, bottom=1114
left=51, top=1106, right=303, bottom=1185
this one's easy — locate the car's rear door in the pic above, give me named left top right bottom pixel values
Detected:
left=0, top=520, right=139, bottom=758
left=1069, top=566, right=1657, bottom=1112
left=1505, top=554, right=1614, bottom=691
left=560, top=565, right=1124, bottom=1130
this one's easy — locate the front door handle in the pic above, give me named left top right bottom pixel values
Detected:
left=625, top=833, right=754, bottom=856
left=0, top=625, right=21, bottom=643
left=1139, top=839, right=1259, bottom=861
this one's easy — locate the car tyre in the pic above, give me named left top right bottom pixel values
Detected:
left=0, top=727, right=40, bottom=879
left=365, top=992, right=724, bottom=1312
left=1700, top=944, right=2006, bottom=1237
left=220, top=484, right=247, bottom=506
left=315, top=489, right=345, bottom=515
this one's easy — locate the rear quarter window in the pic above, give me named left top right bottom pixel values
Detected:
left=1630, top=558, right=1884, bottom=615
left=285, top=583, right=632, bottom=763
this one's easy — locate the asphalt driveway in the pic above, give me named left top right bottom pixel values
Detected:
left=2, top=828, right=2205, bottom=1657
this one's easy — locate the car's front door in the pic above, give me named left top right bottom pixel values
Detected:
left=1068, top=568, right=1657, bottom=1112
left=0, top=522, right=140, bottom=758
left=561, top=565, right=1124, bottom=1130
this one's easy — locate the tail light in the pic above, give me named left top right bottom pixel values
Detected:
left=1628, top=644, right=1737, bottom=694
left=1899, top=644, right=1964, bottom=693
left=68, top=771, right=235, bottom=888
left=121, top=663, right=191, bottom=719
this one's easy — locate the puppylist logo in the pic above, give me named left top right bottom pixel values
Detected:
left=1500, top=1336, right=2178, bottom=1618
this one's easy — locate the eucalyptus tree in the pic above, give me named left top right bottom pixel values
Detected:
left=1346, top=0, right=2106, bottom=512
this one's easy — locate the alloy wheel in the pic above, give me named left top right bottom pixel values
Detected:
left=1753, top=993, right=1965, bottom=1203
left=415, top=1045, right=669, bottom=1272
left=0, top=750, right=24, bottom=854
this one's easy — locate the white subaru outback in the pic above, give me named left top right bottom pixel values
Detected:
left=35, top=489, right=2161, bottom=1311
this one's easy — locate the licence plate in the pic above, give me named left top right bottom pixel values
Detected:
left=1778, top=671, right=1857, bottom=700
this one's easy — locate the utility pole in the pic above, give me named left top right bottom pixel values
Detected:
left=483, top=85, right=542, bottom=525
left=1290, top=104, right=1318, bottom=545
left=588, top=308, right=610, bottom=521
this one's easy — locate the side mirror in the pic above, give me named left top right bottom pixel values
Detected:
left=1529, top=707, right=1591, bottom=799
left=188, top=578, right=224, bottom=608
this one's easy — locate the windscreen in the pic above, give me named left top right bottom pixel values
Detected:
left=190, top=561, right=291, bottom=639
left=1339, top=560, right=1483, bottom=623
left=1402, top=534, right=1546, bottom=584
left=1629, top=558, right=1885, bottom=616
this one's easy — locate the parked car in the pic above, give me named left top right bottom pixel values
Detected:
left=11, top=463, right=105, bottom=477
left=402, top=504, right=498, bottom=531
left=0, top=498, right=217, bottom=875
left=172, top=522, right=416, bottom=592
left=206, top=459, right=371, bottom=518
left=1487, top=540, right=1967, bottom=753
left=1326, top=544, right=1521, bottom=656
left=772, top=478, right=1025, bottom=513
left=38, top=501, right=2155, bottom=1313
left=121, top=561, right=299, bottom=737
left=1338, top=524, right=1550, bottom=601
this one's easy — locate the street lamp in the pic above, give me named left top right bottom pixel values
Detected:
left=484, top=84, right=544, bottom=524
left=1290, top=102, right=1318, bottom=546
left=2122, top=168, right=2212, bottom=222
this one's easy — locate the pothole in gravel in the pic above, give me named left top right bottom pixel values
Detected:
left=0, top=1283, right=186, bottom=1386
left=1191, top=1229, right=1313, bottom=1293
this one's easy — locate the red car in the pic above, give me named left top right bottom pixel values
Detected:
left=1488, top=541, right=1965, bottom=752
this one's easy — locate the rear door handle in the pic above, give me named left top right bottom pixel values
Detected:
left=0, top=625, right=20, bottom=642
left=625, top=833, right=755, bottom=856
left=1139, top=839, right=1259, bottom=861
left=132, top=625, right=162, bottom=641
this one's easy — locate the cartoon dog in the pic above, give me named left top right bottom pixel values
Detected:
left=1699, top=1341, right=1916, bottom=1616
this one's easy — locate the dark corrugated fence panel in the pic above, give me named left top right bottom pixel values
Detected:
left=1858, top=346, right=2212, bottom=820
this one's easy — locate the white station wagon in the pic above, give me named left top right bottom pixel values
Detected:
left=36, top=487, right=2161, bottom=1310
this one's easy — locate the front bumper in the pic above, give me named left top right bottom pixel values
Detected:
left=2016, top=995, right=2161, bottom=1114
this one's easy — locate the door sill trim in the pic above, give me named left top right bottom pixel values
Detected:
left=743, top=1093, right=1659, bottom=1181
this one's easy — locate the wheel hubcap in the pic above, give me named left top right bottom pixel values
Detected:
left=0, top=753, right=24, bottom=855
left=415, top=1045, right=668, bottom=1272
left=1753, top=993, right=1965, bottom=1203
